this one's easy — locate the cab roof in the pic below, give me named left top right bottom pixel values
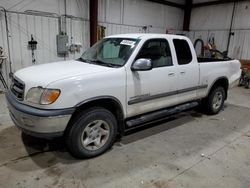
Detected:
left=105, top=33, right=188, bottom=40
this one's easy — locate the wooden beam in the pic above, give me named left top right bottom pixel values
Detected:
left=147, top=0, right=184, bottom=9
left=90, top=0, right=98, bottom=46
left=193, top=0, right=249, bottom=8
left=183, top=0, right=192, bottom=31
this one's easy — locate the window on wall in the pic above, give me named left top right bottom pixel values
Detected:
left=136, top=39, right=173, bottom=68
left=173, top=39, right=192, bottom=65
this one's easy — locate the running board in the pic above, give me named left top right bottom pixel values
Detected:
left=125, top=102, right=198, bottom=128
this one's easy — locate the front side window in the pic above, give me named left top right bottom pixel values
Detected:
left=136, top=39, right=173, bottom=68
left=173, top=39, right=192, bottom=65
left=80, top=38, right=140, bottom=67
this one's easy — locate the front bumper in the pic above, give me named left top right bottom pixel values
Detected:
left=6, top=91, right=75, bottom=138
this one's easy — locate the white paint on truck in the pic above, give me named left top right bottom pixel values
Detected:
left=8, top=33, right=241, bottom=131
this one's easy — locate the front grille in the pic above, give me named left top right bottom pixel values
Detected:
left=11, top=77, right=25, bottom=100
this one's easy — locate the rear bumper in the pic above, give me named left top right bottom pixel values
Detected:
left=6, top=91, right=75, bottom=138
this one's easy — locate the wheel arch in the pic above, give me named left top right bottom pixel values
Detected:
left=67, top=96, right=125, bottom=135
left=207, top=77, right=229, bottom=100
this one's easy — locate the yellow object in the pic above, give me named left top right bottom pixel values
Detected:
left=42, top=89, right=61, bottom=104
left=97, top=25, right=106, bottom=41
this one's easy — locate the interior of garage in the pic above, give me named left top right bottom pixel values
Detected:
left=0, top=0, right=250, bottom=84
left=0, top=0, right=250, bottom=187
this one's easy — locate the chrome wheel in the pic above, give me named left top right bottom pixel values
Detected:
left=212, top=91, right=223, bottom=110
left=81, top=120, right=110, bottom=151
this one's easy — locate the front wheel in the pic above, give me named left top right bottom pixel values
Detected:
left=65, top=107, right=117, bottom=158
left=203, top=86, right=225, bottom=115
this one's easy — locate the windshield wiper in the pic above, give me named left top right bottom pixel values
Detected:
left=90, top=59, right=120, bottom=68
left=77, top=57, right=120, bottom=67
left=77, top=57, right=92, bottom=64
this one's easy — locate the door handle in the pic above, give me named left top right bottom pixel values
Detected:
left=168, top=72, right=175, bottom=77
left=180, top=71, right=186, bottom=75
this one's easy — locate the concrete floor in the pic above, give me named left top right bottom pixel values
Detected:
left=0, top=87, right=250, bottom=188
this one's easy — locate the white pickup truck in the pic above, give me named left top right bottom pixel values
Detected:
left=6, top=34, right=241, bottom=158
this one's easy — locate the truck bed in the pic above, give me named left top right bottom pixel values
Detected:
left=197, top=59, right=241, bottom=99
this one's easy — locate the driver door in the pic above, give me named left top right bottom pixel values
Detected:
left=126, top=38, right=179, bottom=118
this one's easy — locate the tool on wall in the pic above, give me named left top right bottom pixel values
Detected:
left=28, top=35, right=38, bottom=64
left=68, top=17, right=82, bottom=54
left=97, top=25, right=106, bottom=41
left=69, top=43, right=82, bottom=53
left=142, top=25, right=152, bottom=33
left=0, top=47, right=8, bottom=90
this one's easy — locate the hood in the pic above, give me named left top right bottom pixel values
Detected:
left=14, top=60, right=113, bottom=88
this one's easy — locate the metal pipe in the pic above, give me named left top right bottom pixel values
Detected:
left=98, top=21, right=143, bottom=28
left=189, top=28, right=250, bottom=31
left=183, top=0, right=192, bottom=31
left=24, top=10, right=59, bottom=17
left=121, top=0, right=124, bottom=24
left=62, top=14, right=88, bottom=21
left=64, top=0, right=67, bottom=34
left=226, top=1, right=236, bottom=54
left=90, top=0, right=98, bottom=46
left=147, top=0, right=184, bottom=9
left=7, top=9, right=88, bottom=21
left=193, top=0, right=249, bottom=8
left=0, top=6, right=12, bottom=77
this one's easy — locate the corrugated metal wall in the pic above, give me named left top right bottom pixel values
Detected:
left=189, top=1, right=250, bottom=60
left=0, top=0, right=90, bottom=88
left=0, top=11, right=89, bottom=86
left=98, top=0, right=184, bottom=35
left=99, top=22, right=183, bottom=35
left=4, top=12, right=90, bottom=70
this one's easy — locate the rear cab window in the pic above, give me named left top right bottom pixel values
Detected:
left=173, top=39, right=193, bottom=65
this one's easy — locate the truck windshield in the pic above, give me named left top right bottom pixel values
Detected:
left=79, top=38, right=140, bottom=67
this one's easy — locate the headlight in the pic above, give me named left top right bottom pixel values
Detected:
left=26, top=87, right=44, bottom=104
left=26, top=87, right=60, bottom=105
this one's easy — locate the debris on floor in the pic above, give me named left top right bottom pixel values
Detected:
left=245, top=131, right=250, bottom=137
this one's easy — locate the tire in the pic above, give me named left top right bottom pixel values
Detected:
left=65, top=107, right=117, bottom=159
left=203, top=86, right=225, bottom=115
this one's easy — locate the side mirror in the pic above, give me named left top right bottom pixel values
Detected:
left=131, top=58, right=152, bottom=71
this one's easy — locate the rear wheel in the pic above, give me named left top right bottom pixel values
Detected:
left=203, top=86, right=225, bottom=115
left=65, top=107, right=117, bottom=158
